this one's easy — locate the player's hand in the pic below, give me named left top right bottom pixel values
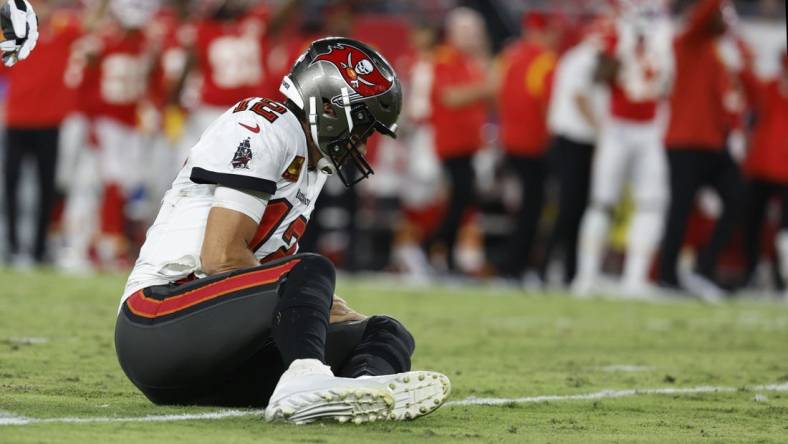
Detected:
left=330, top=294, right=366, bottom=324
left=0, top=0, right=38, bottom=67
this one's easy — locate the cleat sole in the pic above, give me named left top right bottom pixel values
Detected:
left=265, top=387, right=393, bottom=425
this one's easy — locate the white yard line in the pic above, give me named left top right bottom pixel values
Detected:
left=600, top=364, right=656, bottom=373
left=2, top=382, right=787, bottom=426
left=445, top=383, right=788, bottom=406
left=0, top=409, right=265, bottom=426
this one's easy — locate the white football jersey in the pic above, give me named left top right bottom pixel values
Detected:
left=121, top=97, right=328, bottom=304
left=614, top=18, right=674, bottom=102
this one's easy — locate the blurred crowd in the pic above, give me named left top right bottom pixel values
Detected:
left=0, top=0, right=786, bottom=301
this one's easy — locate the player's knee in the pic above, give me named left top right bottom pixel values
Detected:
left=293, top=253, right=336, bottom=286
left=279, top=253, right=336, bottom=309
left=365, top=315, right=415, bottom=357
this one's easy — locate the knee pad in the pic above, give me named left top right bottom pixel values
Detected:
left=277, top=254, right=335, bottom=312
left=366, top=316, right=415, bottom=352
left=362, top=315, right=415, bottom=370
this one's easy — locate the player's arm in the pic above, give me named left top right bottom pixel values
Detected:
left=166, top=44, right=196, bottom=107
left=684, top=0, right=725, bottom=41
left=574, top=92, right=599, bottom=133
left=732, top=38, right=762, bottom=110
left=437, top=53, right=495, bottom=108
left=195, top=108, right=285, bottom=275
left=162, top=18, right=200, bottom=109
left=592, top=51, right=618, bottom=85
left=201, top=187, right=268, bottom=275
left=440, top=82, right=494, bottom=108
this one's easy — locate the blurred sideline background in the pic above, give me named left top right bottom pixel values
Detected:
left=0, top=0, right=786, bottom=300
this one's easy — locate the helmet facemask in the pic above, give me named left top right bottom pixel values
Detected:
left=322, top=102, right=378, bottom=186
left=306, top=91, right=382, bottom=187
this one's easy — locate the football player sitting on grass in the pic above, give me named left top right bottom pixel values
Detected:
left=114, top=37, right=451, bottom=424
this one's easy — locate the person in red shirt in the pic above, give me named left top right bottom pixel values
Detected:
left=739, top=51, right=788, bottom=294
left=658, top=0, right=742, bottom=293
left=168, top=0, right=267, bottom=157
left=426, top=7, right=494, bottom=272
left=169, top=0, right=297, bottom=155
left=2, top=4, right=81, bottom=265
left=495, top=11, right=557, bottom=279
left=57, top=0, right=161, bottom=271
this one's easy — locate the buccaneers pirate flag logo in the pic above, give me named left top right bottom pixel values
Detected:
left=312, top=43, right=392, bottom=100
left=231, top=138, right=253, bottom=169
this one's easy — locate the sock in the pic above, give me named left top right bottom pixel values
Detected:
left=623, top=207, right=664, bottom=289
left=573, top=206, right=610, bottom=291
left=61, top=170, right=100, bottom=265
left=271, top=255, right=335, bottom=367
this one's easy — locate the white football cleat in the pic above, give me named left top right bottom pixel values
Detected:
left=264, top=360, right=452, bottom=424
left=682, top=271, right=724, bottom=304
left=264, top=359, right=394, bottom=424
left=362, top=371, right=451, bottom=421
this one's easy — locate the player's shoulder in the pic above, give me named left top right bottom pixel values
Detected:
left=229, top=97, right=302, bottom=140
left=203, top=97, right=304, bottom=157
left=188, top=98, right=306, bottom=193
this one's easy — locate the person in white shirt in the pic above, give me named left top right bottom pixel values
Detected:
left=539, top=31, right=607, bottom=286
left=114, top=38, right=450, bottom=425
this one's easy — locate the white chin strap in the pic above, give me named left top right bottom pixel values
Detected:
left=309, top=96, right=335, bottom=176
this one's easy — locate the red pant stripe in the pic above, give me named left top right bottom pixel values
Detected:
left=126, top=259, right=300, bottom=319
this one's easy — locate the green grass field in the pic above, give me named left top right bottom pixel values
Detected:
left=1, top=269, right=788, bottom=443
